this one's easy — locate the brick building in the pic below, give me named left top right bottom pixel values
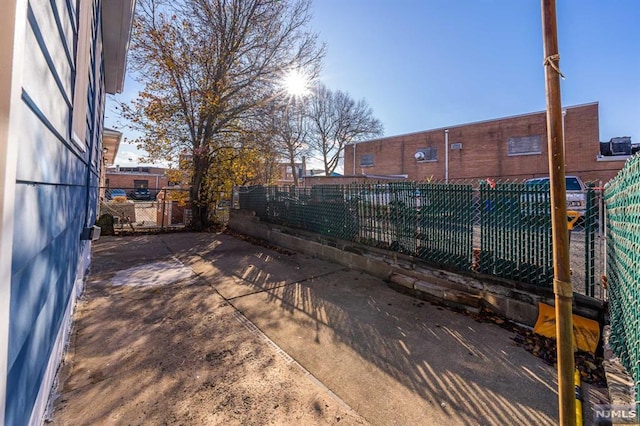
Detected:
left=105, top=165, right=170, bottom=198
left=275, top=160, right=306, bottom=185
left=344, top=102, right=629, bottom=184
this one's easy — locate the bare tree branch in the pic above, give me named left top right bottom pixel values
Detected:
left=120, top=0, right=324, bottom=228
left=307, top=83, right=383, bottom=175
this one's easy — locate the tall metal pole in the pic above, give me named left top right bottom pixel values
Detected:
left=541, top=1, right=576, bottom=424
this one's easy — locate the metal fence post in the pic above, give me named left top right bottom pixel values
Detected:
left=585, top=185, right=596, bottom=297
left=161, top=188, right=166, bottom=231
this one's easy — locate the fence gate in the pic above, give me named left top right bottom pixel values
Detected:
left=97, top=187, right=192, bottom=234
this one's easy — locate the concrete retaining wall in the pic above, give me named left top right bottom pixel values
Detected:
left=229, top=210, right=605, bottom=327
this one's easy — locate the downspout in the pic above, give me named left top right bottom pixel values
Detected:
left=353, top=142, right=356, bottom=175
left=445, top=129, right=449, bottom=183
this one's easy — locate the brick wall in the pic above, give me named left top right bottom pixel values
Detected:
left=344, top=102, right=626, bottom=184
left=276, top=162, right=305, bottom=185
left=105, top=172, right=169, bottom=192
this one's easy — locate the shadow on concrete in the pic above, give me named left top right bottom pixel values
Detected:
left=164, top=233, right=561, bottom=425
left=52, top=234, right=362, bottom=425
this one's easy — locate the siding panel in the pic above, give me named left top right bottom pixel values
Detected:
left=6, top=222, right=80, bottom=426
left=5, top=0, right=116, bottom=424
left=51, top=0, right=75, bottom=71
left=16, top=100, right=86, bottom=185
left=29, top=0, right=73, bottom=105
left=7, top=186, right=84, bottom=426
left=8, top=213, right=82, bottom=369
left=22, top=21, right=71, bottom=146
left=11, top=181, right=85, bottom=278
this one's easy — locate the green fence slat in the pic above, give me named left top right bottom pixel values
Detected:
left=237, top=180, right=600, bottom=295
left=604, top=153, right=640, bottom=402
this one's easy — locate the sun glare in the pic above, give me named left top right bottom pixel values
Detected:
left=281, top=69, right=311, bottom=97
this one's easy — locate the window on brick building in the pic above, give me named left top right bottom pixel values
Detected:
left=415, top=147, right=437, bottom=162
left=507, top=135, right=542, bottom=156
left=134, top=179, right=149, bottom=188
left=360, top=153, right=374, bottom=167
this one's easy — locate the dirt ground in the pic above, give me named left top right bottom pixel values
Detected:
left=48, top=238, right=364, bottom=425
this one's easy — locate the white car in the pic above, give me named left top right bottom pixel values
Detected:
left=522, top=176, right=587, bottom=217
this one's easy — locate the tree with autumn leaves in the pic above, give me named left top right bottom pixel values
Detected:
left=122, top=0, right=324, bottom=229
left=121, top=0, right=384, bottom=229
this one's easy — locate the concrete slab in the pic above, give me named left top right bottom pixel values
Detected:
left=89, top=234, right=176, bottom=276
left=166, top=234, right=345, bottom=300
left=230, top=268, right=559, bottom=425
left=50, top=235, right=365, bottom=425
left=51, top=232, right=607, bottom=425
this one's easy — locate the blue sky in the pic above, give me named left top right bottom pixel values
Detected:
left=107, top=0, right=640, bottom=167
left=310, top=0, right=639, bottom=139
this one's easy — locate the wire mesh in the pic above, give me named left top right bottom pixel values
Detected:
left=237, top=181, right=603, bottom=298
left=238, top=185, right=268, bottom=220
left=479, top=180, right=553, bottom=286
left=99, top=187, right=192, bottom=233
left=604, top=154, right=640, bottom=401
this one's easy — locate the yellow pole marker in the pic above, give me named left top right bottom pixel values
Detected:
left=574, top=369, right=583, bottom=426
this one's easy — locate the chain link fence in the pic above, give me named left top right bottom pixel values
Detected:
left=98, top=187, right=192, bottom=233
left=604, top=154, right=640, bottom=401
left=238, top=181, right=604, bottom=298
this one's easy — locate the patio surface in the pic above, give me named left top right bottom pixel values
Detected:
left=49, top=232, right=608, bottom=425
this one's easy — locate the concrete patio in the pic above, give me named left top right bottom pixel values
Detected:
left=50, top=232, right=608, bottom=425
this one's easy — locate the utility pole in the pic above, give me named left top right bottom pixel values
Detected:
left=541, top=1, right=576, bottom=425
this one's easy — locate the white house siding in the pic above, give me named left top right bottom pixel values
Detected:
left=4, top=0, right=107, bottom=424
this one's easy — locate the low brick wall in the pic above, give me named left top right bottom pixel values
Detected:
left=229, top=209, right=605, bottom=327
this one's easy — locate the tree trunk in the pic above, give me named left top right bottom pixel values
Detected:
left=289, top=156, right=299, bottom=187
left=190, top=155, right=210, bottom=230
left=189, top=185, right=204, bottom=230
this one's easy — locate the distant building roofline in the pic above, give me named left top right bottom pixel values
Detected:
left=349, top=101, right=599, bottom=146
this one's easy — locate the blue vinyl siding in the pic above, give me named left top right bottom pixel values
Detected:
left=26, top=3, right=72, bottom=110
left=5, top=0, right=105, bottom=423
left=18, top=90, right=87, bottom=181
left=6, top=221, right=82, bottom=426
left=49, top=0, right=75, bottom=73
left=10, top=183, right=86, bottom=299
